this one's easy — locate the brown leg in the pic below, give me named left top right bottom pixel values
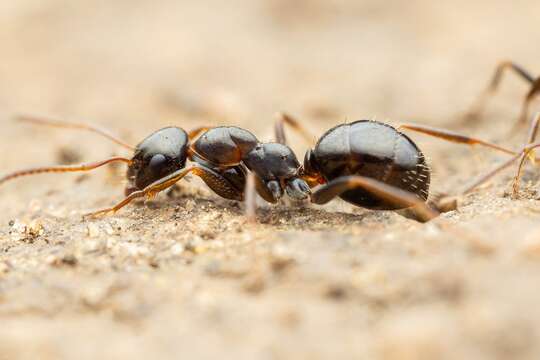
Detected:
left=517, top=79, right=540, bottom=125
left=461, top=114, right=540, bottom=195
left=465, top=61, right=536, bottom=121
left=310, top=175, right=439, bottom=222
left=84, top=164, right=246, bottom=218
left=398, top=123, right=516, bottom=155
left=16, top=115, right=135, bottom=151
left=274, top=112, right=317, bottom=146
left=460, top=154, right=521, bottom=194
left=245, top=172, right=257, bottom=223
left=512, top=112, right=540, bottom=195
left=0, top=157, right=132, bottom=186
left=194, top=165, right=244, bottom=201
left=84, top=166, right=199, bottom=218
left=187, top=126, right=211, bottom=140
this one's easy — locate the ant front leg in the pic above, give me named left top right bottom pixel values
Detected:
left=193, top=165, right=245, bottom=201
left=84, top=166, right=200, bottom=218
left=465, top=61, right=536, bottom=124
left=310, top=175, right=439, bottom=222
left=85, top=164, right=247, bottom=218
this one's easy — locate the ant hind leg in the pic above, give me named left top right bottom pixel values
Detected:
left=465, top=61, right=536, bottom=123
left=310, top=175, right=439, bottom=222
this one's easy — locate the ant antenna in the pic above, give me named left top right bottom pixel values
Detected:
left=15, top=114, right=135, bottom=151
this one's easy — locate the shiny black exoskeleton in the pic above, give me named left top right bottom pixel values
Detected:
left=270, top=114, right=446, bottom=222
left=125, top=126, right=310, bottom=205
left=191, top=126, right=310, bottom=203
left=302, top=120, right=430, bottom=210
left=126, top=127, right=189, bottom=195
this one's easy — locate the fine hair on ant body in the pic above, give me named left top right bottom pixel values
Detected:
left=271, top=112, right=533, bottom=221
left=0, top=115, right=310, bottom=219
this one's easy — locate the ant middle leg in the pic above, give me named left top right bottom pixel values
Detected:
left=15, top=114, right=134, bottom=150
left=310, top=175, right=439, bottom=222
left=274, top=112, right=317, bottom=146
left=465, top=61, right=536, bottom=123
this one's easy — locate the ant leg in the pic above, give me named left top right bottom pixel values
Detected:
left=85, top=164, right=246, bottom=218
left=465, top=61, right=536, bottom=121
left=310, top=175, right=439, bottom=222
left=15, top=114, right=134, bottom=151
left=274, top=112, right=317, bottom=145
left=84, top=165, right=200, bottom=218
left=398, top=123, right=516, bottom=155
left=193, top=165, right=244, bottom=201
left=0, top=157, right=132, bottom=186
left=187, top=126, right=211, bottom=140
left=461, top=154, right=522, bottom=194
left=517, top=79, right=540, bottom=125
left=460, top=113, right=540, bottom=196
left=245, top=172, right=257, bottom=223
left=512, top=112, right=540, bottom=195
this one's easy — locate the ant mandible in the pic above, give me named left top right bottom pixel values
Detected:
left=270, top=112, right=527, bottom=221
left=0, top=115, right=310, bottom=218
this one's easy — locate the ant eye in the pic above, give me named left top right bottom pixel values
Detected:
left=281, top=155, right=287, bottom=160
left=149, top=154, right=167, bottom=170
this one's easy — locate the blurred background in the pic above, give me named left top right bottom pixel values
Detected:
left=1, top=0, right=539, bottom=195
left=1, top=1, right=540, bottom=359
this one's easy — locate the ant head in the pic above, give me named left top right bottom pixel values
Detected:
left=125, top=127, right=189, bottom=195
left=244, top=143, right=310, bottom=201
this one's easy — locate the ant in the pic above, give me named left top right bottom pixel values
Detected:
left=3, top=113, right=533, bottom=223
left=466, top=61, right=540, bottom=128
left=0, top=115, right=310, bottom=219
left=270, top=112, right=532, bottom=221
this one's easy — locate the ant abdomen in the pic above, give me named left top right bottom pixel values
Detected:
left=308, top=120, right=430, bottom=210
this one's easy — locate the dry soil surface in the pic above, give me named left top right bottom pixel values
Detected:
left=1, top=1, right=540, bottom=359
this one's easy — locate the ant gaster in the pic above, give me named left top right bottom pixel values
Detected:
left=0, top=115, right=309, bottom=218
left=272, top=113, right=525, bottom=221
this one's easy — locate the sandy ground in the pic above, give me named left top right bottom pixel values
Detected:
left=1, top=1, right=540, bottom=359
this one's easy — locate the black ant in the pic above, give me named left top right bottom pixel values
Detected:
left=3, top=113, right=533, bottom=223
left=270, top=112, right=531, bottom=221
left=0, top=115, right=309, bottom=219
left=466, top=61, right=540, bottom=127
